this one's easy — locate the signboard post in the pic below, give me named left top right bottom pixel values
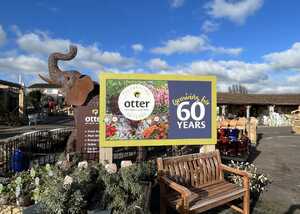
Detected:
left=99, top=73, right=216, bottom=150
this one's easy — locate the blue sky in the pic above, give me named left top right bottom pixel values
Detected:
left=0, top=0, right=300, bottom=93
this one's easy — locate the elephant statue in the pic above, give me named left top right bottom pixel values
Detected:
left=40, top=45, right=99, bottom=153
left=39, top=45, right=99, bottom=106
left=40, top=45, right=146, bottom=161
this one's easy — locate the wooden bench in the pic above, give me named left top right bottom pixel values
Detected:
left=157, top=150, right=250, bottom=214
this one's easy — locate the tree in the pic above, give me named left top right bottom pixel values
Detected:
left=228, top=84, right=248, bottom=94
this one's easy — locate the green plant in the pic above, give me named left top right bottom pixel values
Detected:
left=99, top=162, right=155, bottom=214
left=37, top=162, right=105, bottom=214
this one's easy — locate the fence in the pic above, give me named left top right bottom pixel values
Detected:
left=112, top=145, right=201, bottom=164
left=0, top=127, right=202, bottom=174
left=0, top=128, right=72, bottom=175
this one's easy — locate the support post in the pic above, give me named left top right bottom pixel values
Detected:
left=246, top=105, right=251, bottom=119
left=221, top=105, right=227, bottom=117
left=99, top=147, right=113, bottom=164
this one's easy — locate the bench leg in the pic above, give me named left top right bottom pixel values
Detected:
left=243, top=189, right=250, bottom=214
left=160, top=197, right=166, bottom=214
left=160, top=184, right=167, bottom=214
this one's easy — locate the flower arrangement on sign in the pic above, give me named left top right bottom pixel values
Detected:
left=105, top=115, right=168, bottom=140
left=143, top=121, right=168, bottom=139
left=105, top=79, right=169, bottom=141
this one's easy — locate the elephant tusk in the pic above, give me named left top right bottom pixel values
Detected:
left=39, top=74, right=55, bottom=85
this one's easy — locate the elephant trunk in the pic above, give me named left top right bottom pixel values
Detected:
left=39, top=45, right=78, bottom=85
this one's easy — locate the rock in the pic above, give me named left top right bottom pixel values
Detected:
left=105, top=163, right=117, bottom=174
left=78, top=161, right=88, bottom=170
left=121, top=160, right=132, bottom=168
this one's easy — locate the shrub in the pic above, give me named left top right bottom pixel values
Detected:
left=226, top=161, right=271, bottom=197
left=0, top=161, right=156, bottom=213
left=99, top=162, right=155, bottom=214
left=37, top=162, right=103, bottom=214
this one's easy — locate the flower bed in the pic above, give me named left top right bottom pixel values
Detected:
left=0, top=155, right=271, bottom=213
left=226, top=160, right=271, bottom=200
left=0, top=160, right=156, bottom=214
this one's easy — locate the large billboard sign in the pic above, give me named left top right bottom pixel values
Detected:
left=99, top=73, right=216, bottom=147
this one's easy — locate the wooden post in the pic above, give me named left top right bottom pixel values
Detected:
left=157, top=158, right=167, bottom=214
left=99, top=147, right=113, bottom=164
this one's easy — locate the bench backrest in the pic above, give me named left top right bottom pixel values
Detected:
left=157, top=150, right=224, bottom=188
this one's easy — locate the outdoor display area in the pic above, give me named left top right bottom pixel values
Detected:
left=0, top=45, right=275, bottom=214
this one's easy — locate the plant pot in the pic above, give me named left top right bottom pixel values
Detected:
left=0, top=195, right=9, bottom=205
left=87, top=209, right=112, bottom=214
left=18, top=195, right=34, bottom=207
left=250, top=192, right=261, bottom=205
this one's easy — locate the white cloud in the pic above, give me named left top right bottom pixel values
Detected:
left=189, top=60, right=269, bottom=83
left=202, top=20, right=219, bottom=33
left=147, top=58, right=169, bottom=70
left=152, top=35, right=206, bottom=55
left=170, top=0, right=185, bottom=8
left=131, top=43, right=143, bottom=52
left=208, top=46, right=243, bottom=55
left=151, top=35, right=242, bottom=56
left=287, top=74, right=300, bottom=83
left=17, top=32, right=135, bottom=68
left=0, top=25, right=7, bottom=46
left=0, top=55, right=47, bottom=75
left=207, top=0, right=263, bottom=24
left=17, top=32, right=70, bottom=55
left=263, top=43, right=300, bottom=70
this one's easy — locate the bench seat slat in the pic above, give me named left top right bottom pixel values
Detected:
left=166, top=181, right=244, bottom=212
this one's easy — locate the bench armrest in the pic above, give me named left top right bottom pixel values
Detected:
left=159, top=175, right=192, bottom=198
left=220, top=164, right=251, bottom=178
left=220, top=164, right=251, bottom=191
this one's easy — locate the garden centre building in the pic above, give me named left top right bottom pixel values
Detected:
left=0, top=79, right=24, bottom=116
left=217, top=93, right=300, bottom=126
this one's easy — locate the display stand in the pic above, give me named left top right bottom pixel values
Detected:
left=217, top=118, right=252, bottom=161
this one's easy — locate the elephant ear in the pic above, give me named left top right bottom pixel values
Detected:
left=65, top=76, right=94, bottom=106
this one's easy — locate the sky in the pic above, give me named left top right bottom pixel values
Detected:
left=0, top=0, right=300, bottom=93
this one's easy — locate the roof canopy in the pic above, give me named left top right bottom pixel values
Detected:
left=0, top=79, right=22, bottom=89
left=218, top=93, right=300, bottom=106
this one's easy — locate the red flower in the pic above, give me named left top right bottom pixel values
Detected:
left=106, top=124, right=117, bottom=137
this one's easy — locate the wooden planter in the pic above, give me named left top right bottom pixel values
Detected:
left=291, top=109, right=300, bottom=134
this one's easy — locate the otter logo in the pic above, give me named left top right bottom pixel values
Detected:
left=92, top=109, right=98, bottom=116
left=118, top=84, right=155, bottom=121
left=85, top=109, right=99, bottom=123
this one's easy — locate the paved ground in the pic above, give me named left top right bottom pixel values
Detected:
left=0, top=115, right=74, bottom=139
left=252, top=126, right=300, bottom=214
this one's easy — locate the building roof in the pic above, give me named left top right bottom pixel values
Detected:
left=0, top=79, right=22, bottom=89
left=28, top=83, right=61, bottom=89
left=218, top=93, right=300, bottom=106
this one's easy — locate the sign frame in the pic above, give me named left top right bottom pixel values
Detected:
left=99, top=73, right=217, bottom=147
